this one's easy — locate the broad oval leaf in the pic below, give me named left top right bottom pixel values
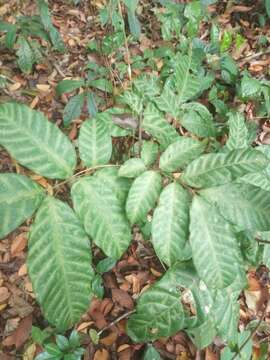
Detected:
left=226, top=112, right=248, bottom=151
left=0, top=173, right=44, bottom=238
left=93, top=167, right=131, bottom=206
left=71, top=177, right=131, bottom=259
left=118, top=158, right=146, bottom=178
left=56, top=79, right=85, bottom=96
left=0, top=103, right=76, bottom=179
left=27, top=196, right=93, bottom=331
left=180, top=102, right=217, bottom=138
left=143, top=103, right=179, bottom=150
left=152, top=183, right=191, bottom=266
left=200, top=183, right=270, bottom=232
left=159, top=138, right=207, bottom=172
left=78, top=116, right=112, bottom=167
left=126, top=171, right=162, bottom=225
left=189, top=196, right=241, bottom=289
left=182, top=149, right=268, bottom=188
left=141, top=141, right=159, bottom=166
left=127, top=269, right=185, bottom=342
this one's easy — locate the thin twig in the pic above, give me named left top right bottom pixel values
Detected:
left=256, top=239, right=270, bottom=245
left=231, top=306, right=267, bottom=360
left=52, top=164, right=120, bottom=190
left=117, top=0, right=132, bottom=81
left=97, top=310, right=135, bottom=336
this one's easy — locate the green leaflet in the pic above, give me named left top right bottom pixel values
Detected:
left=226, top=112, right=249, bottom=151
left=152, top=183, right=191, bottom=267
left=126, top=171, right=162, bottom=225
left=93, top=167, right=131, bottom=206
left=63, top=93, right=85, bottom=126
left=0, top=173, right=44, bottom=238
left=143, top=103, right=180, bottom=149
left=16, top=36, right=33, bottom=73
left=143, top=345, right=161, bottom=360
left=180, top=102, right=217, bottom=138
left=175, top=54, right=200, bottom=103
left=159, top=138, right=207, bottom=172
left=118, top=158, right=146, bottom=178
left=71, top=176, right=131, bottom=259
left=56, top=79, right=85, bottom=96
left=201, top=183, right=270, bottom=232
left=141, top=141, right=159, bottom=167
left=238, top=171, right=270, bottom=192
left=188, top=317, right=216, bottom=350
left=0, top=103, right=76, bottom=179
left=127, top=267, right=186, bottom=342
left=182, top=148, right=268, bottom=188
left=189, top=196, right=241, bottom=289
left=78, top=116, right=112, bottom=167
left=154, top=82, right=180, bottom=118
left=28, top=196, right=94, bottom=331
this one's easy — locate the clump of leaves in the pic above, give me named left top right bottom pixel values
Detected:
left=0, top=0, right=65, bottom=73
left=32, top=327, right=84, bottom=360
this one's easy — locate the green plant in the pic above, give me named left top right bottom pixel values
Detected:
left=32, top=327, right=84, bottom=360
left=0, top=0, right=64, bottom=73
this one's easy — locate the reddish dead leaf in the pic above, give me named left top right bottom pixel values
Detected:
left=100, top=331, right=118, bottom=346
left=112, top=289, right=134, bottom=310
left=3, top=315, right=32, bottom=348
left=205, top=347, right=219, bottom=360
left=0, top=287, right=10, bottom=303
left=11, top=232, right=27, bottom=257
left=93, top=349, right=109, bottom=360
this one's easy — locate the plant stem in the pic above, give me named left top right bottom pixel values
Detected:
left=52, top=164, right=120, bottom=190
left=97, top=310, right=135, bottom=336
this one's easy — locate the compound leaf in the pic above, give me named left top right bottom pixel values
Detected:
left=0, top=173, right=44, bottom=239
left=27, top=196, right=93, bottom=331
left=159, top=138, right=207, bottom=172
left=182, top=149, right=268, bottom=188
left=201, top=183, right=270, bottom=232
left=190, top=196, right=240, bottom=289
left=78, top=116, right=112, bottom=167
left=152, top=183, right=191, bottom=267
left=71, top=177, right=131, bottom=259
left=126, top=171, right=162, bottom=225
left=0, top=103, right=76, bottom=179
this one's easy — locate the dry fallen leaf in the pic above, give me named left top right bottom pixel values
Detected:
left=112, top=289, right=134, bottom=310
left=0, top=287, right=10, bottom=303
left=3, top=315, right=32, bottom=349
left=93, top=349, right=109, bottom=360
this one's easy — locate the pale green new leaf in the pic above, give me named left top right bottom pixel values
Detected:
left=0, top=103, right=76, bottom=179
left=141, top=141, right=159, bottom=166
left=159, top=138, right=206, bottom=172
left=71, top=177, right=131, bottom=259
left=27, top=197, right=94, bottom=331
left=180, top=102, right=217, bottom=137
left=152, top=183, right=191, bottom=267
left=190, top=196, right=240, bottom=288
left=78, top=116, right=112, bottom=167
left=201, top=183, right=270, bottom=232
left=143, top=103, right=179, bottom=149
left=175, top=54, right=200, bottom=103
left=93, top=167, right=131, bottom=206
left=182, top=149, right=268, bottom=188
left=226, top=112, right=249, bottom=151
left=0, top=174, right=44, bottom=239
left=118, top=158, right=146, bottom=178
left=126, top=171, right=162, bottom=225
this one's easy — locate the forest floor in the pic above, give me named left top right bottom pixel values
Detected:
left=0, top=1, right=270, bottom=359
